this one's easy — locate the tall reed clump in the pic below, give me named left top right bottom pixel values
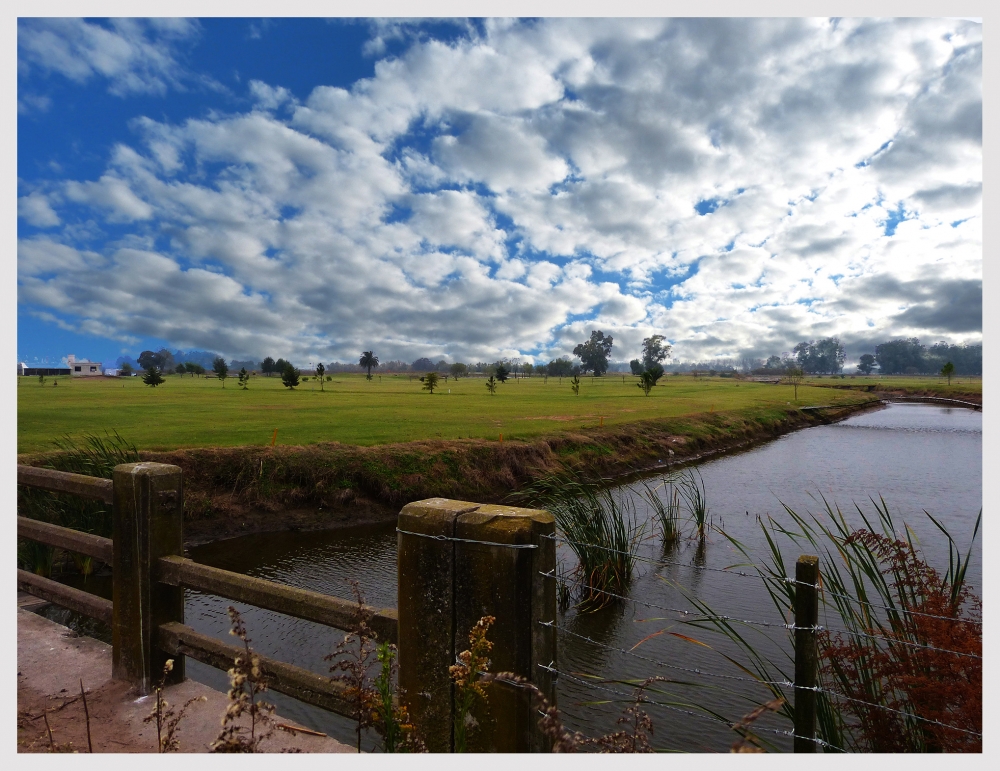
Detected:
left=680, top=496, right=981, bottom=752
left=635, top=479, right=681, bottom=545
left=673, top=467, right=710, bottom=537
left=512, top=469, right=644, bottom=605
left=17, top=431, right=140, bottom=576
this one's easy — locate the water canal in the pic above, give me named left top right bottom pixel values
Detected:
left=43, top=401, right=983, bottom=751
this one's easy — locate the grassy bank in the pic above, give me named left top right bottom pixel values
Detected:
left=802, top=374, right=981, bottom=404
left=18, top=372, right=873, bottom=453
left=20, top=398, right=878, bottom=543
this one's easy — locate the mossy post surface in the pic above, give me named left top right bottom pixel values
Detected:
left=112, top=462, right=185, bottom=693
left=397, top=498, right=556, bottom=752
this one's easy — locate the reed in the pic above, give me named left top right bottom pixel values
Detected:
left=635, top=479, right=681, bottom=545
left=512, top=468, right=644, bottom=604
left=673, top=467, right=709, bottom=536
left=678, top=496, right=982, bottom=752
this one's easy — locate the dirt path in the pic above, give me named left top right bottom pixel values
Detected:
left=17, top=609, right=353, bottom=753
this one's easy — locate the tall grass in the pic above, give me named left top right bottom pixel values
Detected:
left=512, top=469, right=645, bottom=604
left=678, top=496, right=982, bottom=752
left=17, top=431, right=140, bottom=575
left=635, top=479, right=681, bottom=544
left=673, top=467, right=710, bottom=536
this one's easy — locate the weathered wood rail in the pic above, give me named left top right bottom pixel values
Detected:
left=17, top=462, right=557, bottom=751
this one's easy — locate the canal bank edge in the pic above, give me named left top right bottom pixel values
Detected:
left=19, top=399, right=883, bottom=546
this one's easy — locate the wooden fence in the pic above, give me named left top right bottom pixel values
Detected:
left=17, top=462, right=557, bottom=752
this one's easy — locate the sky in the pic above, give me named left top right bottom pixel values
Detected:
left=16, top=16, right=982, bottom=368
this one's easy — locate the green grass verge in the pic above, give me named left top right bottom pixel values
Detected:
left=17, top=372, right=876, bottom=454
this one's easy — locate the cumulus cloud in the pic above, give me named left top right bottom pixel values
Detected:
left=17, top=18, right=981, bottom=365
left=18, top=18, right=201, bottom=96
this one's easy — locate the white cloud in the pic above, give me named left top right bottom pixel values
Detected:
left=18, top=18, right=981, bottom=365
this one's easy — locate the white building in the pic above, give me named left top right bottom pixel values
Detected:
left=67, top=354, right=103, bottom=377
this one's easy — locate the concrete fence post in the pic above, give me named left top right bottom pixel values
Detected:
left=112, top=462, right=185, bottom=693
left=397, top=498, right=557, bottom=752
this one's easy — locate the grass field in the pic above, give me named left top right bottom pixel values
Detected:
left=16, top=372, right=879, bottom=454
left=801, top=373, right=982, bottom=398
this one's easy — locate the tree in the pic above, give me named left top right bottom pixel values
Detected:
left=794, top=338, right=846, bottom=374
left=485, top=375, right=497, bottom=395
left=38, top=374, right=46, bottom=386
left=570, top=375, right=581, bottom=396
left=121, top=362, right=134, bottom=377
left=261, top=356, right=276, bottom=377
left=636, top=363, right=664, bottom=396
left=857, top=354, right=877, bottom=375
left=137, top=350, right=158, bottom=371
left=573, top=330, right=614, bottom=376
left=547, top=358, right=574, bottom=379
left=316, top=362, right=325, bottom=390
left=238, top=367, right=250, bottom=390
left=785, top=367, right=804, bottom=401
left=941, top=361, right=955, bottom=385
left=629, top=359, right=644, bottom=376
left=495, top=363, right=510, bottom=383
left=412, top=357, right=434, bottom=372
left=641, top=334, right=671, bottom=369
left=184, top=362, right=205, bottom=377
left=420, top=372, right=440, bottom=394
left=281, top=363, right=300, bottom=389
left=450, top=362, right=467, bottom=379
left=360, top=351, right=379, bottom=381
left=142, top=367, right=165, bottom=387
left=175, top=364, right=186, bottom=375
left=875, top=338, right=925, bottom=375
left=764, top=355, right=782, bottom=370
left=213, top=356, right=229, bottom=387
left=274, top=358, right=290, bottom=375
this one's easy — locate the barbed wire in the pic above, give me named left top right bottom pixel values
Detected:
left=540, top=620, right=794, bottom=690
left=540, top=532, right=769, bottom=580
left=822, top=625, right=981, bottom=660
left=810, top=687, right=982, bottom=737
left=538, top=664, right=844, bottom=752
left=780, top=577, right=982, bottom=626
left=540, top=570, right=821, bottom=632
left=395, top=528, right=538, bottom=549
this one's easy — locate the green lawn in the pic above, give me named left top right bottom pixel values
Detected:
left=17, top=372, right=873, bottom=454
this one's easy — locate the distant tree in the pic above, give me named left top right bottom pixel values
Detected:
left=420, top=372, right=440, bottom=394
left=573, top=330, right=614, bottom=376
left=412, top=357, right=435, bottom=372
left=184, top=362, right=205, bottom=377
left=120, top=362, right=134, bottom=377
left=213, top=356, right=229, bottom=387
left=281, top=364, right=300, bottom=389
left=38, top=374, right=46, bottom=386
left=522, top=363, right=535, bottom=378
left=485, top=375, right=497, bottom=395
left=316, top=362, right=325, bottom=390
left=941, top=361, right=955, bottom=385
left=875, top=338, right=925, bottom=375
left=175, top=364, right=186, bottom=375
left=274, top=358, right=290, bottom=375
left=360, top=351, right=379, bottom=380
left=547, top=358, right=574, bottom=379
left=238, top=367, right=250, bottom=390
left=450, top=362, right=467, bottom=379
left=794, top=338, right=846, bottom=374
left=436, top=359, right=448, bottom=372
left=857, top=354, right=877, bottom=375
left=261, top=356, right=276, bottom=377
left=570, top=375, right=581, bottom=396
left=137, top=350, right=158, bottom=371
left=495, top=363, right=510, bottom=383
left=629, top=359, right=643, bottom=376
left=641, top=334, right=671, bottom=369
left=142, top=367, right=165, bottom=387
left=785, top=367, right=804, bottom=401
left=764, top=355, right=783, bottom=370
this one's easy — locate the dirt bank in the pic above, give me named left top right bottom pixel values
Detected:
left=20, top=400, right=880, bottom=545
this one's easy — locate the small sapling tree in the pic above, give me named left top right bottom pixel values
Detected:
left=212, top=356, right=229, bottom=388
left=485, top=375, right=497, bottom=395
left=316, top=362, right=325, bottom=391
left=941, top=361, right=955, bottom=385
left=420, top=372, right=440, bottom=393
left=495, top=363, right=510, bottom=383
left=637, top=364, right=663, bottom=396
left=281, top=363, right=300, bottom=389
left=570, top=375, right=581, bottom=396
left=143, top=367, right=165, bottom=387
left=238, top=367, right=250, bottom=390
left=38, top=374, right=46, bottom=386
left=785, top=367, right=803, bottom=401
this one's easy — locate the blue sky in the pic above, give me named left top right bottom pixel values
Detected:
left=17, top=17, right=982, bottom=368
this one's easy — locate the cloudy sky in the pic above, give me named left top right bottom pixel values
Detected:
left=16, top=16, right=982, bottom=368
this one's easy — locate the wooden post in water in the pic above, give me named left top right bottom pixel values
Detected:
left=397, top=498, right=557, bottom=752
left=112, top=462, right=185, bottom=693
left=793, top=555, right=820, bottom=752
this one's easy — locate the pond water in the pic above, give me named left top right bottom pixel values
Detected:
left=42, top=402, right=983, bottom=751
